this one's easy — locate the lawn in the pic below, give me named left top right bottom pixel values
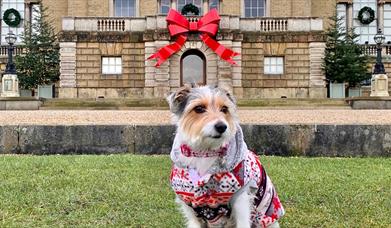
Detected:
left=0, top=155, right=390, bottom=227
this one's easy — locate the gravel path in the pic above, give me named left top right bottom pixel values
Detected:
left=1, top=109, right=391, bottom=125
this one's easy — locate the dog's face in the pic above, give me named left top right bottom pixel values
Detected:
left=168, top=85, right=238, bottom=150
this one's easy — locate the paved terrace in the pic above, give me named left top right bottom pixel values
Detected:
left=1, top=109, right=391, bottom=125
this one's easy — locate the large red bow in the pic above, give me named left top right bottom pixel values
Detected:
left=148, top=9, right=239, bottom=67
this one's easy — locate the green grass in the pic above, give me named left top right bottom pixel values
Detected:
left=0, top=155, right=390, bottom=227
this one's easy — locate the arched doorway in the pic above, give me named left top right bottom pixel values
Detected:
left=180, top=49, right=206, bottom=85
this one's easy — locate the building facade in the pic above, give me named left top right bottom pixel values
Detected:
left=2, top=0, right=391, bottom=99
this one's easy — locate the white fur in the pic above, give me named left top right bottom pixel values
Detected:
left=231, top=191, right=252, bottom=228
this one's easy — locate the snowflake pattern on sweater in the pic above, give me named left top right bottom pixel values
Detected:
left=170, top=151, right=285, bottom=227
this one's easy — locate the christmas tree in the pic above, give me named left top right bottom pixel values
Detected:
left=15, top=2, right=60, bottom=90
left=323, top=12, right=370, bottom=89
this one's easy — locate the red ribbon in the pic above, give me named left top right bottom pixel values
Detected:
left=148, top=9, right=239, bottom=67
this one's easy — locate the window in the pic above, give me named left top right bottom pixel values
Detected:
left=102, top=57, right=122, bottom=74
left=264, top=57, right=284, bottom=74
left=209, top=0, right=219, bottom=11
left=177, top=0, right=202, bottom=15
left=337, top=3, right=347, bottom=33
left=1, top=0, right=25, bottom=44
left=114, top=0, right=136, bottom=16
left=181, top=49, right=206, bottom=85
left=160, top=0, right=171, bottom=14
left=244, top=0, right=265, bottom=17
left=353, top=0, right=377, bottom=44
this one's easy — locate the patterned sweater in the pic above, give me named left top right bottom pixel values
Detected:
left=170, top=151, right=285, bottom=227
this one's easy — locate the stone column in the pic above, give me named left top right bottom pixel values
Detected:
left=171, top=0, right=176, bottom=9
left=378, top=1, right=385, bottom=31
left=203, top=0, right=208, bottom=14
left=309, top=42, right=327, bottom=98
left=347, top=3, right=353, bottom=30
left=59, top=42, right=77, bottom=98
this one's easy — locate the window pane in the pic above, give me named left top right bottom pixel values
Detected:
left=264, top=57, right=284, bottom=74
left=183, top=54, right=204, bottom=84
left=244, top=0, right=265, bottom=17
left=102, top=57, right=122, bottom=74
left=115, top=0, right=135, bottom=16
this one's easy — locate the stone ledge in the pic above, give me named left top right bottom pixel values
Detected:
left=0, top=97, right=42, bottom=110
left=347, top=97, right=391, bottom=109
left=1, top=124, right=390, bottom=156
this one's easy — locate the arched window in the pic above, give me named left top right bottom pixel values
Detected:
left=177, top=0, right=202, bottom=15
left=244, top=0, right=265, bottom=17
left=181, top=49, right=206, bottom=85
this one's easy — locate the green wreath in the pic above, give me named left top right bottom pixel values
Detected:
left=358, top=6, right=375, bottom=25
left=3, top=8, right=21, bottom=27
left=181, top=3, right=200, bottom=16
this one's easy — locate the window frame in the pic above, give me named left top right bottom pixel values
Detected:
left=177, top=0, right=203, bottom=15
left=243, top=0, right=266, bottom=18
left=263, top=56, right=284, bottom=75
left=101, top=56, right=123, bottom=75
left=180, top=49, right=206, bottom=86
left=113, top=0, right=139, bottom=17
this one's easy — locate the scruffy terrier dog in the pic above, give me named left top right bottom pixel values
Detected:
left=167, top=85, right=284, bottom=228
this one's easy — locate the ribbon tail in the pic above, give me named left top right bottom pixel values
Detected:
left=200, top=34, right=240, bottom=65
left=148, top=35, right=187, bottom=67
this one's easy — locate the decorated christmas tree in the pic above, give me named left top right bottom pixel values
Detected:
left=15, top=2, right=60, bottom=90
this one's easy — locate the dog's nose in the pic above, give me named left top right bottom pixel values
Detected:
left=214, top=122, right=227, bottom=134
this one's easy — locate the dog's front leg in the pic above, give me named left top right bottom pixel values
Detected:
left=176, top=197, right=204, bottom=228
left=231, top=191, right=252, bottom=228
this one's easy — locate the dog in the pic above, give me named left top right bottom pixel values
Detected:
left=168, top=85, right=284, bottom=228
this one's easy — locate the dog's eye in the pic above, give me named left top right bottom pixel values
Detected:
left=194, top=105, right=206, bottom=114
left=221, top=106, right=229, bottom=114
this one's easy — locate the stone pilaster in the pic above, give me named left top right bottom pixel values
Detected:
left=145, top=41, right=171, bottom=98
left=231, top=41, right=243, bottom=98
left=217, top=40, right=234, bottom=93
left=59, top=42, right=77, bottom=98
left=378, top=1, right=385, bottom=31
left=309, top=42, right=327, bottom=98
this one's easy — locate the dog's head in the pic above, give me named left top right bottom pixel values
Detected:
left=167, top=85, right=238, bottom=150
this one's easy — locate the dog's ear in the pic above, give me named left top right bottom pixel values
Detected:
left=167, top=86, right=191, bottom=115
left=225, top=91, right=236, bottom=105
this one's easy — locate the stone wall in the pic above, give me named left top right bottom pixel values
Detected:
left=75, top=41, right=145, bottom=98
left=240, top=32, right=324, bottom=98
left=1, top=124, right=390, bottom=157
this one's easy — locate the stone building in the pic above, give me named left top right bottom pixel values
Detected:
left=1, top=0, right=391, bottom=98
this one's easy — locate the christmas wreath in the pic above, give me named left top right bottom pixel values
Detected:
left=3, top=8, right=22, bottom=27
left=358, top=6, right=375, bottom=25
left=181, top=3, right=200, bottom=16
